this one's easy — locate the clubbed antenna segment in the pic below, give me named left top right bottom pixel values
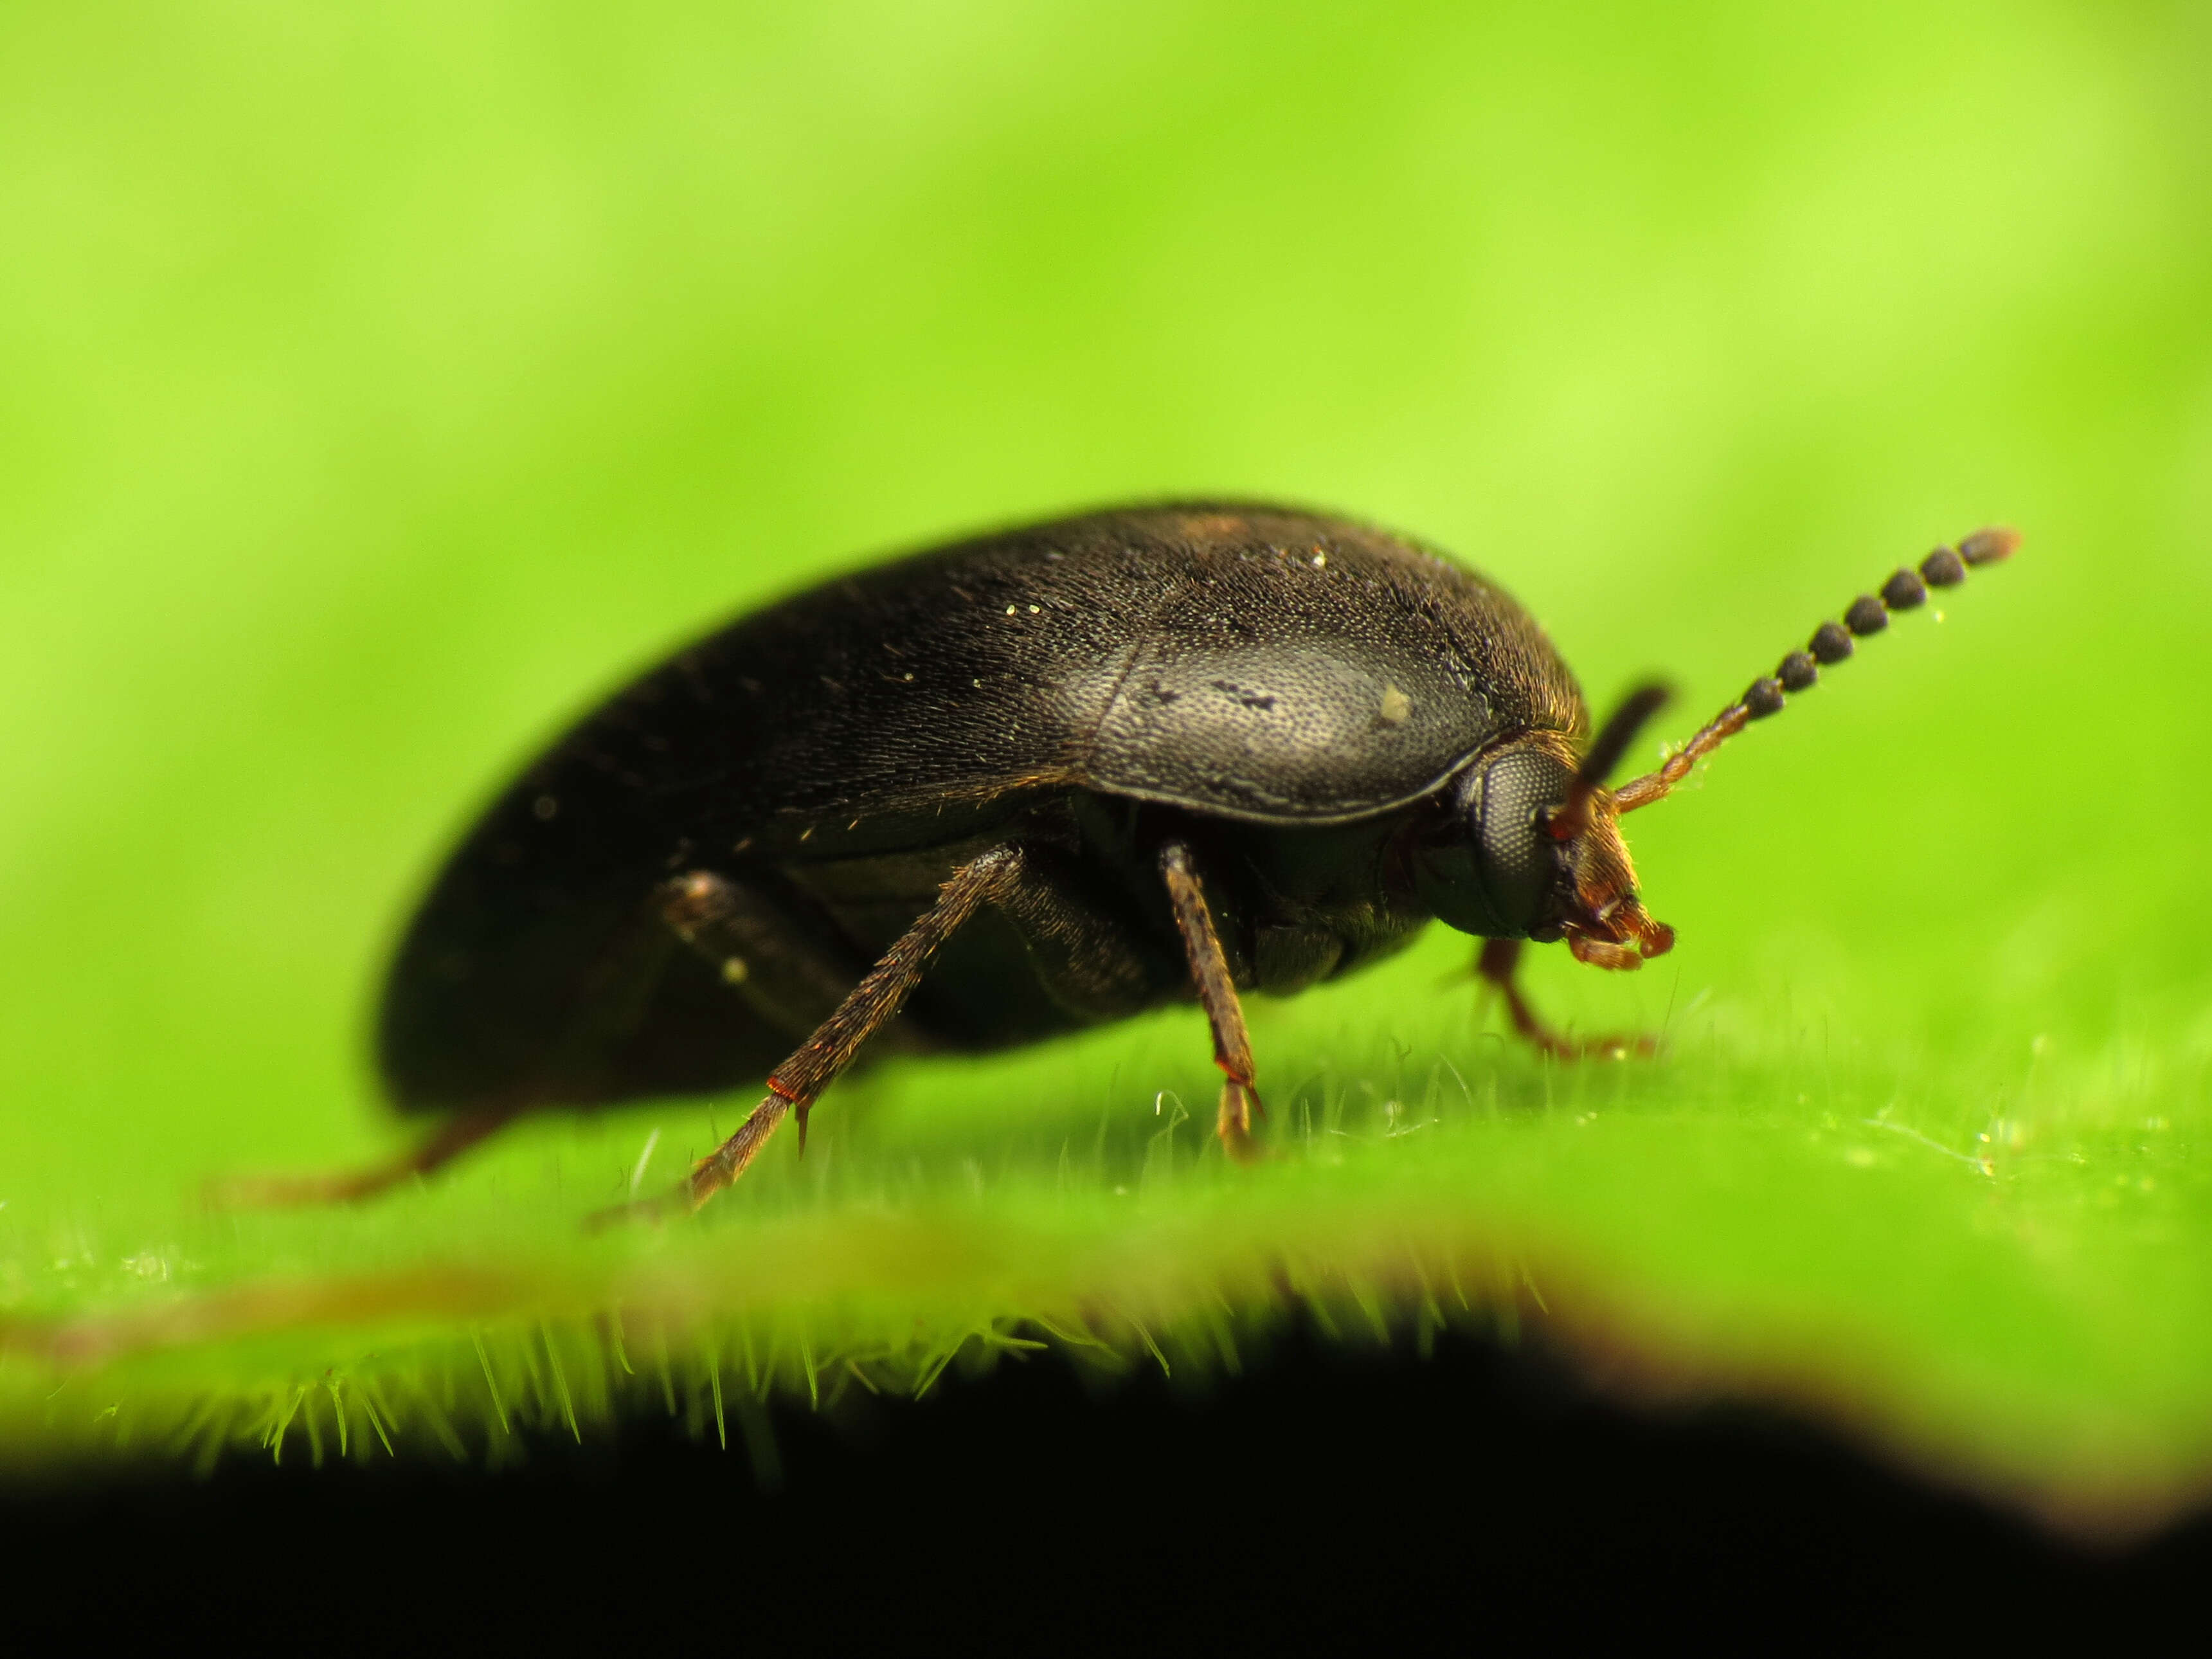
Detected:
left=1611, top=527, right=2018, bottom=815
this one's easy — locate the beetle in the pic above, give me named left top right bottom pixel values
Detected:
left=242, top=502, right=2013, bottom=1214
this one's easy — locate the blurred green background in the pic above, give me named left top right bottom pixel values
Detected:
left=3, top=2, right=2210, bottom=1519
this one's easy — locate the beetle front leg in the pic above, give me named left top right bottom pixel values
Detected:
left=1158, top=842, right=1265, bottom=1165
left=607, top=843, right=1026, bottom=1224
left=1477, top=938, right=1657, bottom=1060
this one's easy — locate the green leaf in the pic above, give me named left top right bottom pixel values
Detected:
left=2, top=0, right=2207, bottom=1538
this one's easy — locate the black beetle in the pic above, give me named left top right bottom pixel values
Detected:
left=244, top=503, right=2014, bottom=1213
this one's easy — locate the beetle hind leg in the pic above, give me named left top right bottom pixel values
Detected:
left=1159, top=842, right=1266, bottom=1166
left=1477, top=939, right=1657, bottom=1060
left=598, top=844, right=1028, bottom=1226
left=205, top=1106, right=521, bottom=1210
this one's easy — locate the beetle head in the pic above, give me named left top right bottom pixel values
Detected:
left=1417, top=523, right=2020, bottom=969
left=1414, top=688, right=1675, bottom=971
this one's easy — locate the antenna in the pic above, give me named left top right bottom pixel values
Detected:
left=1611, top=527, right=2019, bottom=815
left=1545, top=682, right=1672, bottom=842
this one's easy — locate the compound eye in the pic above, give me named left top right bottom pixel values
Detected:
left=1472, top=745, right=1576, bottom=935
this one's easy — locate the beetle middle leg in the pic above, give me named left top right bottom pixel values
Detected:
left=1477, top=938, right=1657, bottom=1060
left=1158, top=841, right=1265, bottom=1165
